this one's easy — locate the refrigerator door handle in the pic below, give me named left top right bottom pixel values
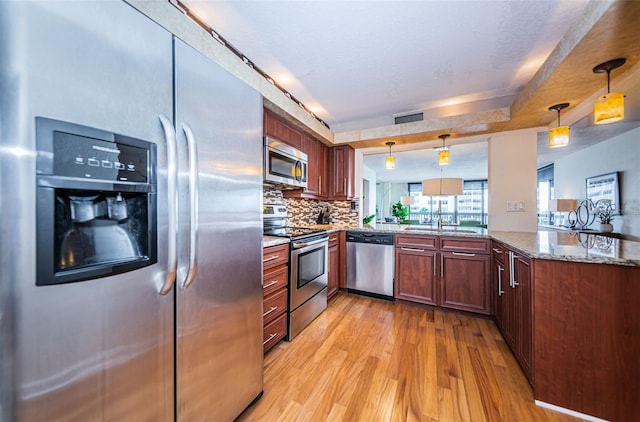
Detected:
left=159, top=114, right=178, bottom=295
left=181, top=123, right=199, bottom=289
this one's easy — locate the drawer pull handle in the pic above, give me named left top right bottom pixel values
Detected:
left=263, top=255, right=280, bottom=262
left=401, top=247, right=425, bottom=252
left=263, top=280, right=279, bottom=289
left=451, top=252, right=476, bottom=257
left=263, top=333, right=277, bottom=345
left=263, top=306, right=278, bottom=317
left=492, top=248, right=502, bottom=254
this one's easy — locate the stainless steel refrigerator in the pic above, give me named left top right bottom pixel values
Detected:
left=0, top=1, right=263, bottom=421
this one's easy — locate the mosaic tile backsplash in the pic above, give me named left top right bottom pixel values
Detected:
left=264, top=187, right=359, bottom=227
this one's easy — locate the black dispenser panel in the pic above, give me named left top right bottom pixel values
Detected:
left=36, top=117, right=157, bottom=286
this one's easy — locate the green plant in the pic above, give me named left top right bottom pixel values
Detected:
left=595, top=201, right=614, bottom=224
left=391, top=201, right=409, bottom=221
left=363, top=214, right=376, bottom=224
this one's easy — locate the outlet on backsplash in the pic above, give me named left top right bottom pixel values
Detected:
left=263, top=186, right=359, bottom=227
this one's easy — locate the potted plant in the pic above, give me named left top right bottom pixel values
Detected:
left=595, top=200, right=614, bottom=232
left=391, top=201, right=409, bottom=222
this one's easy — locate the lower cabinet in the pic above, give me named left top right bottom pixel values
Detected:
left=394, top=235, right=490, bottom=314
left=262, top=244, right=289, bottom=354
left=492, top=240, right=533, bottom=383
left=327, top=231, right=346, bottom=298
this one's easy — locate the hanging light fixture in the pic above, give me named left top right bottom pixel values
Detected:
left=436, top=134, right=450, bottom=165
left=385, top=141, right=396, bottom=170
left=548, top=103, right=570, bottom=148
left=593, top=58, right=626, bottom=125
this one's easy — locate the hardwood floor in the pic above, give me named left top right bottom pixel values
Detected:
left=238, top=292, right=582, bottom=422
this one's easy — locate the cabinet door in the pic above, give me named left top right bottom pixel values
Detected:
left=263, top=109, right=303, bottom=150
left=328, top=244, right=339, bottom=298
left=395, top=248, right=437, bottom=305
left=514, top=254, right=533, bottom=381
left=329, top=145, right=354, bottom=200
left=440, top=252, right=491, bottom=314
left=493, top=256, right=507, bottom=332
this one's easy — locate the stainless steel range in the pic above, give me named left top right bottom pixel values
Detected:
left=263, top=204, right=328, bottom=340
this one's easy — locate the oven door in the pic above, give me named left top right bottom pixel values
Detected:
left=290, top=237, right=328, bottom=310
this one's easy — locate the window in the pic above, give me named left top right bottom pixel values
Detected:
left=537, top=164, right=554, bottom=225
left=408, top=180, right=488, bottom=225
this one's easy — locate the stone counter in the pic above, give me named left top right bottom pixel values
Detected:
left=490, top=229, right=640, bottom=267
left=263, top=236, right=290, bottom=248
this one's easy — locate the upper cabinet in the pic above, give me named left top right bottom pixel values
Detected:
left=302, top=135, right=328, bottom=198
left=264, top=108, right=303, bottom=150
left=328, top=145, right=355, bottom=200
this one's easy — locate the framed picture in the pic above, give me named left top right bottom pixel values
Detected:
left=586, top=171, right=621, bottom=214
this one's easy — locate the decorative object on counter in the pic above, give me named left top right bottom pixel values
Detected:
left=435, top=133, right=451, bottom=165
left=362, top=214, right=376, bottom=224
left=548, top=103, right=570, bottom=148
left=575, top=199, right=596, bottom=229
left=422, top=176, right=464, bottom=229
left=391, top=200, right=409, bottom=222
left=595, top=199, right=614, bottom=232
left=586, top=171, right=620, bottom=215
left=593, top=58, right=626, bottom=125
left=385, top=141, right=396, bottom=170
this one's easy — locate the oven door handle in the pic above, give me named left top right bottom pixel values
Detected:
left=292, top=238, right=328, bottom=249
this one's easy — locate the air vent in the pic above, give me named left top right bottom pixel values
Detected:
left=394, top=112, right=423, bottom=125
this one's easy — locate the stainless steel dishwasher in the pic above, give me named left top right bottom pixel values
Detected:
left=346, top=231, right=395, bottom=300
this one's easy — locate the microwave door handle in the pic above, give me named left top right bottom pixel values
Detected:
left=181, top=123, right=199, bottom=289
left=159, top=114, right=178, bottom=295
left=294, top=161, right=301, bottom=182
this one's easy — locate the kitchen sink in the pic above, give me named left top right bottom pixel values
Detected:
left=403, top=227, right=478, bottom=233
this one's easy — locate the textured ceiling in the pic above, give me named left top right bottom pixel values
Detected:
left=183, top=0, right=589, bottom=131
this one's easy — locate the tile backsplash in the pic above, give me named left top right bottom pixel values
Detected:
left=263, top=186, right=359, bottom=227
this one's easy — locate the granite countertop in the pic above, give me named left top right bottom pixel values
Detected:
left=263, top=235, right=290, bottom=248
left=490, top=230, right=640, bottom=267
left=263, top=224, right=640, bottom=267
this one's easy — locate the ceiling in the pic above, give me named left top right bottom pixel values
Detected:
left=182, top=0, right=640, bottom=181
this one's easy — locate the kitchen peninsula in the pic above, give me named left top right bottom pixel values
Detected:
left=268, top=225, right=639, bottom=421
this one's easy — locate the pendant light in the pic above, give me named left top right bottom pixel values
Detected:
left=385, top=141, right=396, bottom=170
left=437, top=134, right=450, bottom=165
left=548, top=103, right=570, bottom=148
left=593, top=58, right=626, bottom=125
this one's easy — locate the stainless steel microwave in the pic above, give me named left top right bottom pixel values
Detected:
left=264, top=137, right=308, bottom=189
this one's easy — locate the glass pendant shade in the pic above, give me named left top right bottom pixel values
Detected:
left=438, top=149, right=450, bottom=165
left=549, top=125, right=570, bottom=148
left=385, top=155, right=396, bottom=170
left=594, top=91, right=624, bottom=125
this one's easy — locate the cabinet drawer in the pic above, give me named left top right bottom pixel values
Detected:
left=263, top=287, right=287, bottom=325
left=439, top=237, right=489, bottom=254
left=263, top=312, right=287, bottom=353
left=395, top=235, right=438, bottom=250
left=491, top=241, right=506, bottom=263
left=263, top=264, right=288, bottom=297
left=263, top=244, right=289, bottom=270
left=329, top=232, right=339, bottom=246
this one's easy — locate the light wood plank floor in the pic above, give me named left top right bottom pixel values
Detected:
left=238, top=292, right=582, bottom=422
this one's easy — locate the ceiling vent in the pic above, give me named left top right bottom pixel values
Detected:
left=394, top=112, right=424, bottom=125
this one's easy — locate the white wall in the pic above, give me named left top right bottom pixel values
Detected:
left=488, top=128, right=539, bottom=232
left=554, top=127, right=640, bottom=240
left=376, top=182, right=409, bottom=220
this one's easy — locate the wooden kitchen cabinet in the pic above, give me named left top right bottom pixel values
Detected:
left=328, top=232, right=340, bottom=298
left=264, top=108, right=303, bottom=150
left=262, top=243, right=289, bottom=354
left=395, top=235, right=491, bottom=314
left=395, top=235, right=438, bottom=305
left=328, top=145, right=355, bottom=200
left=492, top=240, right=533, bottom=383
